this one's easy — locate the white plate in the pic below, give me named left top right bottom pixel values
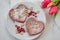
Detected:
left=5, top=2, right=46, bottom=40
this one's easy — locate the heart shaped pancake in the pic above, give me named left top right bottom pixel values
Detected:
left=9, top=4, right=28, bottom=23
left=26, top=16, right=44, bottom=35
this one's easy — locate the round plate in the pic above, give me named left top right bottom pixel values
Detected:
left=5, top=2, right=46, bottom=40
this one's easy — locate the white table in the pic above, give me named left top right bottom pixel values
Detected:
left=0, top=0, right=60, bottom=40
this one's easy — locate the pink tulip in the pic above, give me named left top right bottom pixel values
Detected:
left=41, top=0, right=51, bottom=8
left=49, top=6, right=58, bottom=16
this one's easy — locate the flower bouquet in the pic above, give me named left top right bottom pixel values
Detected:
left=41, top=0, right=60, bottom=18
left=41, top=0, right=60, bottom=27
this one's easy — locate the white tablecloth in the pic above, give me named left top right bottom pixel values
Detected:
left=0, top=0, right=60, bottom=40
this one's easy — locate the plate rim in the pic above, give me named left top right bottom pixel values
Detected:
left=5, top=2, right=46, bottom=40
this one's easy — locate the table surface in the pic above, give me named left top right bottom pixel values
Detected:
left=0, top=0, right=60, bottom=40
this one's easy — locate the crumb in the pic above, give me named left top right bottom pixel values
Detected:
left=15, top=29, right=19, bottom=34
left=29, top=6, right=33, bottom=10
left=33, top=10, right=40, bottom=14
left=20, top=32, right=24, bottom=35
left=21, top=23, right=24, bottom=27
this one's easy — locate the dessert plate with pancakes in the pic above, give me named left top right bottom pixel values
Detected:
left=5, top=2, right=46, bottom=40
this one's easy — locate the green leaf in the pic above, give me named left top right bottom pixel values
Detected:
left=52, top=0, right=60, bottom=3
left=57, top=4, right=60, bottom=9
left=52, top=0, right=57, bottom=3
left=54, top=13, right=57, bottom=19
